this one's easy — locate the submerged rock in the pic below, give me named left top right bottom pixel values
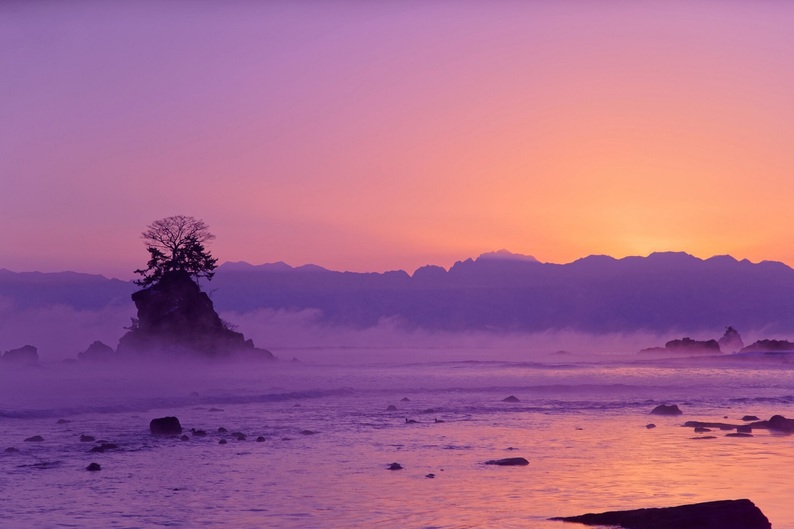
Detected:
left=180, top=435, right=189, bottom=441
left=651, top=404, right=683, bottom=416
left=86, top=463, right=102, bottom=472
left=24, top=435, right=44, bottom=442
left=5, top=447, right=19, bottom=453
left=150, top=416, right=182, bottom=436
left=485, top=457, right=529, bottom=466
left=502, top=395, right=520, bottom=403
left=386, top=405, right=398, bottom=411
left=256, top=436, right=265, bottom=442
left=550, top=498, right=771, bottom=529
left=218, top=439, right=227, bottom=444
left=741, top=415, right=760, bottom=422
left=387, top=462, right=403, bottom=470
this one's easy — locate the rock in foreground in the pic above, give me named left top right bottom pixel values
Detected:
left=551, top=499, right=770, bottom=529
left=150, top=416, right=182, bottom=436
left=651, top=404, right=683, bottom=416
left=484, top=457, right=529, bottom=466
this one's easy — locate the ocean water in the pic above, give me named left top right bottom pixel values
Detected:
left=2, top=351, right=793, bottom=528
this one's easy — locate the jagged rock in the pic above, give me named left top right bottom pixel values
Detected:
left=86, top=463, right=102, bottom=472
left=78, top=341, right=114, bottom=362
left=550, top=499, right=771, bottom=528
left=2, top=345, right=39, bottom=367
left=718, top=327, right=744, bottom=353
left=741, top=339, right=794, bottom=353
left=651, top=404, right=682, bottom=416
left=503, top=395, right=520, bottom=403
left=426, top=473, right=435, bottom=478
left=149, top=416, right=182, bottom=436
left=116, top=271, right=274, bottom=359
left=485, top=457, right=529, bottom=466
left=24, top=435, right=44, bottom=442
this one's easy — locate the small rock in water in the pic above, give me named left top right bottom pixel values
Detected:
left=218, top=439, right=227, bottom=445
left=256, top=436, right=265, bottom=442
left=694, top=427, right=712, bottom=433
left=386, top=405, right=398, bottom=411
left=737, top=425, right=752, bottom=433
left=726, top=432, right=753, bottom=437
left=485, top=457, right=529, bottom=466
left=691, top=436, right=717, bottom=440
left=56, top=419, right=71, bottom=424
left=405, top=418, right=418, bottom=424
left=502, top=395, right=520, bottom=403
left=150, top=417, right=182, bottom=436
left=80, top=435, right=95, bottom=442
left=422, top=408, right=435, bottom=414
left=180, top=435, right=189, bottom=441
left=434, top=418, right=445, bottom=423
left=426, top=473, right=435, bottom=478
left=208, top=408, right=223, bottom=412
left=646, top=424, right=656, bottom=429
left=5, top=447, right=19, bottom=453
left=192, top=430, right=207, bottom=437
left=300, top=430, right=317, bottom=435
left=400, top=397, right=410, bottom=402
left=90, top=443, right=118, bottom=453
left=86, top=462, right=101, bottom=472
left=218, top=427, right=228, bottom=433
left=742, top=415, right=760, bottom=421
left=387, top=462, right=403, bottom=470
left=24, top=435, right=44, bottom=442
left=651, top=404, right=683, bottom=416
left=234, top=433, right=246, bottom=441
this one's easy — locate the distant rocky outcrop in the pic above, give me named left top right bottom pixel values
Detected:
left=116, top=271, right=273, bottom=359
left=78, top=341, right=115, bottom=362
left=1, top=345, right=39, bottom=367
left=639, top=337, right=721, bottom=356
left=551, top=499, right=770, bottom=529
left=718, top=326, right=744, bottom=353
left=740, top=339, right=794, bottom=353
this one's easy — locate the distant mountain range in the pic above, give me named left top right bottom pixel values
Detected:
left=3, top=251, right=794, bottom=334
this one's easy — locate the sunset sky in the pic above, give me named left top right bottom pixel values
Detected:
left=2, top=1, right=794, bottom=279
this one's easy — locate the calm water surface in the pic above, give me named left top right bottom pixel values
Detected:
left=1, top=353, right=793, bottom=528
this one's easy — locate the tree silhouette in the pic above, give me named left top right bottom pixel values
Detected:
left=134, top=215, right=218, bottom=287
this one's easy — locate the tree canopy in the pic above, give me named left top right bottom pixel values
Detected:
left=134, top=215, right=218, bottom=287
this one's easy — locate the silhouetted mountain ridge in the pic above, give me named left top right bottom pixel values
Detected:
left=3, top=252, right=794, bottom=333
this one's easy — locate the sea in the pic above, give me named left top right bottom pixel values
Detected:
left=1, top=348, right=793, bottom=528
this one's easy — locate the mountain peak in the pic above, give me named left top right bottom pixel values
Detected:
left=476, top=249, right=538, bottom=263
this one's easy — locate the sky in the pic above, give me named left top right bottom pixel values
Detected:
left=2, top=1, right=794, bottom=280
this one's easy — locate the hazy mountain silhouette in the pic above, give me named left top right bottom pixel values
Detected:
left=3, top=251, right=794, bottom=333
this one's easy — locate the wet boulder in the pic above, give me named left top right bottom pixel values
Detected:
left=86, top=462, right=102, bottom=472
left=24, top=435, right=44, bottom=442
left=386, top=405, right=398, bottom=411
left=551, top=498, right=771, bottom=529
left=149, top=416, right=182, bottom=436
left=503, top=395, right=520, bottom=403
left=78, top=341, right=115, bottom=362
left=766, top=414, right=794, bottom=432
left=485, top=457, right=529, bottom=466
left=651, top=404, right=683, bottom=416
left=387, top=462, right=403, bottom=470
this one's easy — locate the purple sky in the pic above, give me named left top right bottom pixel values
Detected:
left=3, top=1, right=794, bottom=279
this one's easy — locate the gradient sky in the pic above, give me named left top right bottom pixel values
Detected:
left=2, top=1, right=794, bottom=279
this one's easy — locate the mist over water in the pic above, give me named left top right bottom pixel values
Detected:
left=2, top=342, right=794, bottom=528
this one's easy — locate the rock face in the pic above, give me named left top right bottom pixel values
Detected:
left=551, top=499, right=771, bottom=529
left=718, top=327, right=744, bottom=353
left=2, top=345, right=39, bottom=367
left=651, top=404, right=683, bottom=416
left=78, top=341, right=115, bottom=362
left=150, top=416, right=182, bottom=436
left=117, top=271, right=273, bottom=359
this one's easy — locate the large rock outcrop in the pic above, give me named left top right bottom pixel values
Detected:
left=117, top=271, right=272, bottom=359
left=1, top=345, right=39, bottom=367
left=551, top=499, right=771, bottom=529
left=718, top=326, right=744, bottom=353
